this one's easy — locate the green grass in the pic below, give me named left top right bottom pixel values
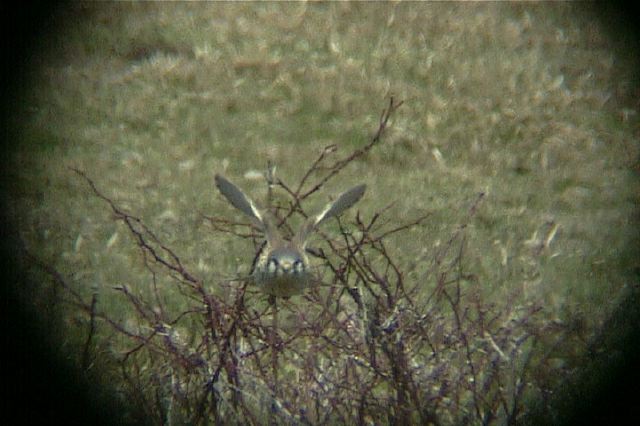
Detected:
left=10, top=2, right=639, bottom=424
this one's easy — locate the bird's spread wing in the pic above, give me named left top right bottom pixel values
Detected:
left=215, top=174, right=263, bottom=225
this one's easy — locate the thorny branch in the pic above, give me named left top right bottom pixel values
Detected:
left=24, top=98, right=564, bottom=425
left=275, top=97, right=404, bottom=226
left=71, top=167, right=199, bottom=286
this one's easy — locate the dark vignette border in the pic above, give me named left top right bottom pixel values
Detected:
left=1, top=2, right=637, bottom=425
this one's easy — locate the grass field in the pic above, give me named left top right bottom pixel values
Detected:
left=8, top=2, right=639, bottom=424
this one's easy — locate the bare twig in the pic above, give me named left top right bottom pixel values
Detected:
left=19, top=98, right=566, bottom=424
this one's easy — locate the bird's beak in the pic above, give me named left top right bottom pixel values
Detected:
left=280, top=260, right=292, bottom=273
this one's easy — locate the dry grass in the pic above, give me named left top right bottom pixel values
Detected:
left=8, top=2, right=639, bottom=424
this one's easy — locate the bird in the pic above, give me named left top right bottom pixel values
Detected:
left=214, top=174, right=366, bottom=297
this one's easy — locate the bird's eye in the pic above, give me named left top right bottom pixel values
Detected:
left=293, top=259, right=304, bottom=273
left=267, top=258, right=278, bottom=274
